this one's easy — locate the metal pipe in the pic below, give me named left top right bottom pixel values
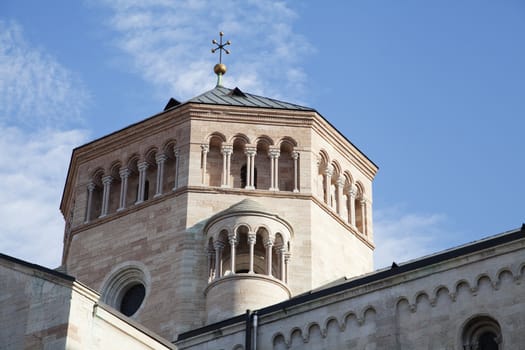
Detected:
left=252, top=312, right=258, bottom=350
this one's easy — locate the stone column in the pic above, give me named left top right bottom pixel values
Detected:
left=292, top=151, right=299, bottom=193
left=118, top=168, right=130, bottom=211
left=269, top=149, right=280, bottom=191
left=154, top=153, right=167, bottom=197
left=84, top=182, right=96, bottom=223
left=284, top=252, right=291, bottom=284
left=366, top=200, right=373, bottom=239
left=172, top=148, right=180, bottom=191
left=360, top=198, right=367, bottom=235
left=214, top=241, right=225, bottom=279
left=99, top=175, right=113, bottom=218
left=349, top=185, right=357, bottom=227
left=207, top=248, right=215, bottom=282
left=248, top=232, right=256, bottom=273
left=264, top=237, right=274, bottom=276
left=279, top=246, right=286, bottom=282
left=201, top=144, right=209, bottom=185
left=336, top=176, right=345, bottom=216
left=245, top=147, right=256, bottom=189
left=221, top=145, right=233, bottom=188
left=228, top=234, right=237, bottom=274
left=136, top=161, right=148, bottom=204
left=324, top=165, right=334, bottom=205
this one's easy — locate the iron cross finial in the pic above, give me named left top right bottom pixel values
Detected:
left=211, top=32, right=231, bottom=86
left=211, top=31, right=231, bottom=65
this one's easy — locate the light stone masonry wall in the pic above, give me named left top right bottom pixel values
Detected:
left=175, top=233, right=525, bottom=349
left=66, top=192, right=192, bottom=341
left=0, top=255, right=174, bottom=350
left=309, top=202, right=373, bottom=287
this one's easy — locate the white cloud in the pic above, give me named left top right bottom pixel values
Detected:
left=0, top=20, right=89, bottom=129
left=0, top=20, right=90, bottom=268
left=98, top=0, right=313, bottom=101
left=373, top=206, right=453, bottom=269
left=0, top=126, right=88, bottom=268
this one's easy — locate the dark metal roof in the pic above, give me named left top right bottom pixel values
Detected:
left=209, top=199, right=274, bottom=218
left=187, top=85, right=314, bottom=111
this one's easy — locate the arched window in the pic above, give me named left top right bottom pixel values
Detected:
left=462, top=315, right=502, bottom=350
left=231, top=137, right=248, bottom=188
left=278, top=141, right=294, bottom=191
left=102, top=264, right=149, bottom=318
left=207, top=135, right=224, bottom=187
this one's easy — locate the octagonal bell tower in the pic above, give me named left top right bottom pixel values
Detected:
left=59, top=45, right=378, bottom=340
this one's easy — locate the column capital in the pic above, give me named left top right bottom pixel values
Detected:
left=201, top=143, right=209, bottom=152
left=291, top=150, right=299, bottom=160
left=337, top=176, right=346, bottom=187
left=102, top=175, right=113, bottom=185
left=221, top=144, right=233, bottom=155
left=155, top=153, right=168, bottom=163
left=87, top=182, right=96, bottom=191
left=245, top=147, right=256, bottom=156
left=324, top=164, right=334, bottom=177
left=213, top=240, right=225, bottom=250
left=264, top=237, right=274, bottom=248
left=269, top=148, right=280, bottom=159
left=247, top=232, right=257, bottom=244
left=277, top=245, right=287, bottom=254
left=349, top=185, right=358, bottom=198
left=119, top=167, right=130, bottom=178
left=284, top=252, right=292, bottom=262
left=138, top=161, right=149, bottom=171
left=228, top=233, right=238, bottom=245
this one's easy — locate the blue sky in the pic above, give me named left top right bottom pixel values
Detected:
left=1, top=1, right=523, bottom=269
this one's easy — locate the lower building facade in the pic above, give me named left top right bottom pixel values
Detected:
left=175, top=225, right=525, bottom=350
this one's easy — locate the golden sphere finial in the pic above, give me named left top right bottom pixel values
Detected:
left=214, top=63, right=227, bottom=75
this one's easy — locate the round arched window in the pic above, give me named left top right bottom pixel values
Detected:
left=101, top=264, right=149, bottom=317
left=462, top=315, right=501, bottom=350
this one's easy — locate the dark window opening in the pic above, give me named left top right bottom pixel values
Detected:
left=479, top=332, right=498, bottom=350
left=144, top=180, right=149, bottom=201
left=120, top=283, right=146, bottom=317
left=240, top=165, right=257, bottom=188
left=237, top=269, right=250, bottom=273
left=241, top=164, right=247, bottom=188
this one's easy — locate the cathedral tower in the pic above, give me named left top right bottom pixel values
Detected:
left=59, top=54, right=378, bottom=340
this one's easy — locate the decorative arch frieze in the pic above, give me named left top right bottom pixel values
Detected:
left=269, top=262, right=523, bottom=349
